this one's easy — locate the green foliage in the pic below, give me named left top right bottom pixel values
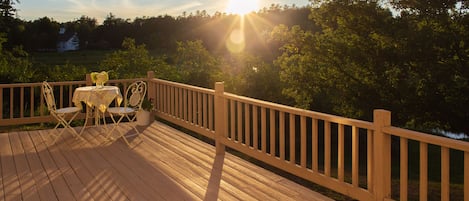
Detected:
left=140, top=98, right=154, bottom=111
left=0, top=0, right=19, bottom=17
left=0, top=34, right=35, bottom=83
left=274, top=0, right=469, bottom=133
left=173, top=40, right=221, bottom=88
left=100, top=37, right=178, bottom=80
left=46, top=63, right=89, bottom=81
left=221, top=52, right=291, bottom=104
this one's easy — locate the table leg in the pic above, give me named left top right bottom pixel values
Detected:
left=79, top=105, right=93, bottom=135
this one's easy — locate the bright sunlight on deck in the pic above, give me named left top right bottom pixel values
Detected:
left=0, top=121, right=333, bottom=201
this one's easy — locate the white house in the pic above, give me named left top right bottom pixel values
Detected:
left=57, top=27, right=79, bottom=52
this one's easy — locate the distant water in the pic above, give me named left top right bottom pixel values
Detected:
left=433, top=129, right=468, bottom=140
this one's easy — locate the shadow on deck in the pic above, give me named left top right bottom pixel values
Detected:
left=0, top=121, right=333, bottom=201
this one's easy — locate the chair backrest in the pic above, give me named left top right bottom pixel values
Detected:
left=42, top=81, right=57, bottom=112
left=124, top=81, right=147, bottom=110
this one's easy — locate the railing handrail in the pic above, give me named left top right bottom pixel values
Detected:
left=384, top=126, right=469, bottom=152
left=0, top=80, right=86, bottom=88
left=224, top=92, right=375, bottom=130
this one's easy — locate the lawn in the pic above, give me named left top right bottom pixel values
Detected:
left=29, top=50, right=115, bottom=66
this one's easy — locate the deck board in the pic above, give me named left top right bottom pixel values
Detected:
left=1, top=121, right=334, bottom=201
left=9, top=132, right=41, bottom=201
left=1, top=131, right=22, bottom=200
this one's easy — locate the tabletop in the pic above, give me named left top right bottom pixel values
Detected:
left=73, top=86, right=123, bottom=112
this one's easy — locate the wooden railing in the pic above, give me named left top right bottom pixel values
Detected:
left=149, top=76, right=469, bottom=201
left=1, top=71, right=468, bottom=201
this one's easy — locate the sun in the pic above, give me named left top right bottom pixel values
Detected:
left=225, top=0, right=259, bottom=15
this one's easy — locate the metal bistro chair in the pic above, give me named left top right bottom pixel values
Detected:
left=106, top=81, right=147, bottom=146
left=42, top=81, right=83, bottom=144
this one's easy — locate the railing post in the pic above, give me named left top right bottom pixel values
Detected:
left=214, top=82, right=226, bottom=155
left=373, top=109, right=392, bottom=200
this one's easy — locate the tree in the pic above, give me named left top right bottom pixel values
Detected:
left=63, top=16, right=98, bottom=49
left=23, top=17, right=60, bottom=51
left=100, top=37, right=177, bottom=80
left=0, top=34, right=35, bottom=83
left=221, top=52, right=290, bottom=104
left=0, top=0, right=19, bottom=17
left=273, top=0, right=469, bottom=133
left=94, top=13, right=132, bottom=49
left=173, top=40, right=221, bottom=88
left=0, top=0, right=21, bottom=49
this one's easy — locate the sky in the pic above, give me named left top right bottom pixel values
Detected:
left=16, top=0, right=310, bottom=23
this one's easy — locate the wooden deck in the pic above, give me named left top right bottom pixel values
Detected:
left=0, top=121, right=333, bottom=201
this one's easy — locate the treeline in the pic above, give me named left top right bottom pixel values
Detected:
left=1, top=0, right=469, bottom=136
left=2, top=4, right=311, bottom=55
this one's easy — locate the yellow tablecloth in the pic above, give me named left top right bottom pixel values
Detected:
left=72, top=86, right=123, bottom=112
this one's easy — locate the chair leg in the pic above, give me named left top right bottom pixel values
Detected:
left=106, top=113, right=140, bottom=146
left=105, top=113, right=124, bottom=140
left=125, top=114, right=140, bottom=136
left=49, top=112, right=85, bottom=145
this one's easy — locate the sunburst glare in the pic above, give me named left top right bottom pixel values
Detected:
left=225, top=0, right=259, bottom=15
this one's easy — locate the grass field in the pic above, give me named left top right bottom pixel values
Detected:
left=29, top=50, right=115, bottom=66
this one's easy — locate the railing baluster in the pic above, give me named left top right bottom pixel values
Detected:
left=164, top=84, right=168, bottom=114
left=441, top=147, right=450, bottom=201
left=59, top=85, right=64, bottom=108
left=420, top=142, right=428, bottom=201
left=224, top=98, right=229, bottom=138
left=171, top=86, right=175, bottom=116
left=10, top=88, right=13, bottom=118
left=237, top=101, right=242, bottom=142
left=300, top=115, right=306, bottom=168
left=230, top=100, right=235, bottom=140
left=180, top=88, right=184, bottom=119
left=253, top=105, right=258, bottom=149
left=325, top=121, right=331, bottom=176
left=465, top=152, right=469, bottom=201
left=289, top=113, right=295, bottom=164
left=245, top=103, right=250, bottom=146
left=279, top=111, right=285, bottom=160
left=400, top=138, right=408, bottom=201
left=367, top=129, right=373, bottom=192
left=40, top=86, right=44, bottom=116
left=261, top=107, right=267, bottom=153
left=203, top=93, right=207, bottom=128
left=20, top=87, right=24, bottom=118
left=192, top=91, right=197, bottom=124
left=183, top=88, right=187, bottom=121
left=198, top=92, right=202, bottom=127
left=270, top=109, right=276, bottom=156
left=30, top=87, right=35, bottom=117
left=0, top=88, right=3, bottom=119
left=188, top=90, right=193, bottom=123
left=175, top=87, right=179, bottom=118
left=69, top=85, right=73, bottom=107
left=163, top=85, right=167, bottom=113
left=352, top=126, right=359, bottom=187
left=209, top=94, right=213, bottom=130
left=312, top=118, right=318, bottom=172
left=338, top=124, right=345, bottom=182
